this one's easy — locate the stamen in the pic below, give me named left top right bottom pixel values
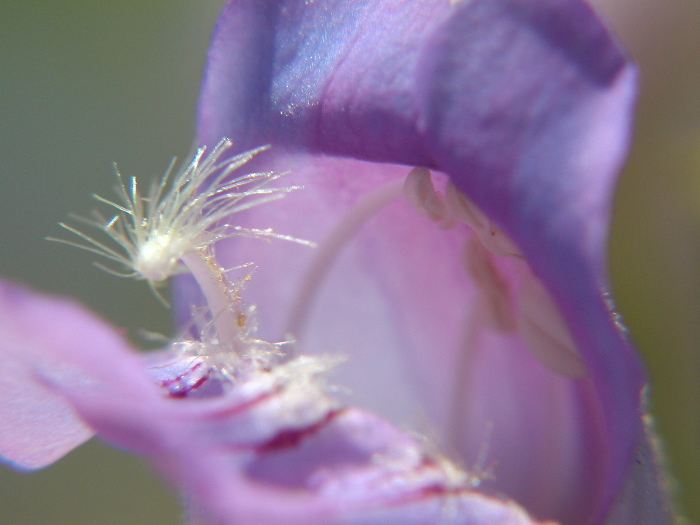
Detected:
left=403, top=167, right=456, bottom=229
left=517, top=272, right=587, bottom=379
left=286, top=178, right=405, bottom=342
left=462, top=235, right=516, bottom=333
left=49, top=138, right=311, bottom=292
left=466, top=422, right=496, bottom=489
left=445, top=181, right=522, bottom=258
left=51, top=139, right=318, bottom=375
left=446, top=181, right=586, bottom=378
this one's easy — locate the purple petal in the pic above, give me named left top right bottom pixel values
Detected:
left=173, top=154, right=601, bottom=521
left=66, top=347, right=550, bottom=524
left=604, top=412, right=675, bottom=524
left=196, top=0, right=646, bottom=522
left=0, top=280, right=548, bottom=523
left=0, top=279, right=140, bottom=468
left=202, top=407, right=554, bottom=524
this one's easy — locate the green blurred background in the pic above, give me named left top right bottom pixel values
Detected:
left=0, top=1, right=697, bottom=523
left=0, top=2, right=221, bottom=523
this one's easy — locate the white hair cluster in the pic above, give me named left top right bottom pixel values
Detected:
left=50, top=139, right=313, bottom=289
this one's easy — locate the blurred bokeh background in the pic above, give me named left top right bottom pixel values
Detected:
left=0, top=2, right=222, bottom=523
left=0, top=1, right=697, bottom=523
left=590, top=0, right=700, bottom=522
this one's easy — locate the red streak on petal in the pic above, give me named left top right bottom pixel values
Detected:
left=255, top=408, right=344, bottom=454
left=159, top=361, right=203, bottom=386
left=381, top=469, right=470, bottom=509
left=158, top=362, right=207, bottom=397
left=206, top=387, right=281, bottom=420
left=167, top=374, right=209, bottom=398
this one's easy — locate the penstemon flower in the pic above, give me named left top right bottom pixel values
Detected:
left=0, top=0, right=678, bottom=524
left=0, top=141, right=550, bottom=524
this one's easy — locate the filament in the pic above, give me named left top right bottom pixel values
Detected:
left=285, top=178, right=405, bottom=344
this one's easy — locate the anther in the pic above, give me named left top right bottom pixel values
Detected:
left=462, top=236, right=516, bottom=333
left=445, top=181, right=522, bottom=258
left=403, top=167, right=456, bottom=229
left=286, top=178, right=405, bottom=342
left=517, top=272, right=587, bottom=379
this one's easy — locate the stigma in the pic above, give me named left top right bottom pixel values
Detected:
left=403, top=166, right=587, bottom=379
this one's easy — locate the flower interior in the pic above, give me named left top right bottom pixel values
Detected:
left=54, top=139, right=591, bottom=503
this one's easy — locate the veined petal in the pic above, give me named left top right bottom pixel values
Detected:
left=62, top=347, right=551, bottom=525
left=0, top=274, right=549, bottom=523
left=175, top=153, right=603, bottom=522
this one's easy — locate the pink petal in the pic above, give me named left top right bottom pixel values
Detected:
left=0, top=279, right=158, bottom=468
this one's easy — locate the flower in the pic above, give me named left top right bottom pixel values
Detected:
left=0, top=0, right=676, bottom=523
left=0, top=139, right=551, bottom=524
left=192, top=0, right=673, bottom=522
